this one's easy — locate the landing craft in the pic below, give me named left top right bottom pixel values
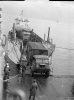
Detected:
left=6, top=12, right=55, bottom=77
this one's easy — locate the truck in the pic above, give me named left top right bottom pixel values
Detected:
left=24, top=41, right=51, bottom=77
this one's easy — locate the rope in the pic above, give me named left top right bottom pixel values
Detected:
left=0, top=74, right=20, bottom=82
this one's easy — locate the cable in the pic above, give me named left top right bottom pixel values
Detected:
left=0, top=74, right=19, bottom=82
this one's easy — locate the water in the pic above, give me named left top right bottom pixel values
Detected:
left=51, top=47, right=74, bottom=75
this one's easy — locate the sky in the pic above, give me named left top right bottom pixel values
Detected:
left=0, top=1, right=74, bottom=46
left=1, top=1, right=74, bottom=75
left=0, top=1, right=74, bottom=21
left=1, top=1, right=74, bottom=23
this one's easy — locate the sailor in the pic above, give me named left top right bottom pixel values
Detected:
left=4, top=62, right=10, bottom=80
left=29, top=79, right=38, bottom=100
left=20, top=65, right=25, bottom=78
left=16, top=62, right=20, bottom=74
left=3, top=62, right=10, bottom=99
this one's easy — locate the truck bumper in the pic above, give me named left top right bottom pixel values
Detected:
left=31, top=68, right=50, bottom=77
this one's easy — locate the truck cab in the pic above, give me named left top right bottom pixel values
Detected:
left=31, top=55, right=50, bottom=77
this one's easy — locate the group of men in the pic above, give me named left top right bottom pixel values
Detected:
left=3, top=62, right=38, bottom=100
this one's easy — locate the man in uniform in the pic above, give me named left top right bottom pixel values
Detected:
left=4, top=62, right=10, bottom=80
left=3, top=62, right=10, bottom=100
left=3, top=62, right=10, bottom=90
left=29, top=79, right=38, bottom=100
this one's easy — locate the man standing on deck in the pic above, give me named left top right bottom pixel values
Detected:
left=4, top=62, right=10, bottom=80
left=3, top=62, right=10, bottom=100
left=29, top=79, right=38, bottom=100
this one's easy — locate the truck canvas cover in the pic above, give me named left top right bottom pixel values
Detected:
left=28, top=42, right=47, bottom=50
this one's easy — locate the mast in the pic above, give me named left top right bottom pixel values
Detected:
left=13, top=23, right=16, bottom=41
left=47, top=27, right=50, bottom=43
left=44, top=34, right=46, bottom=42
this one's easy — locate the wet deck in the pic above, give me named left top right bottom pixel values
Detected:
left=3, top=57, right=74, bottom=100
left=4, top=74, right=74, bottom=100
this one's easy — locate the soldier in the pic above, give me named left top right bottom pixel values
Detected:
left=29, top=79, right=38, bottom=100
left=4, top=62, right=10, bottom=80
left=16, top=62, right=20, bottom=74
left=3, top=62, right=10, bottom=100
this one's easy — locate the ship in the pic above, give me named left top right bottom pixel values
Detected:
left=5, top=12, right=55, bottom=77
